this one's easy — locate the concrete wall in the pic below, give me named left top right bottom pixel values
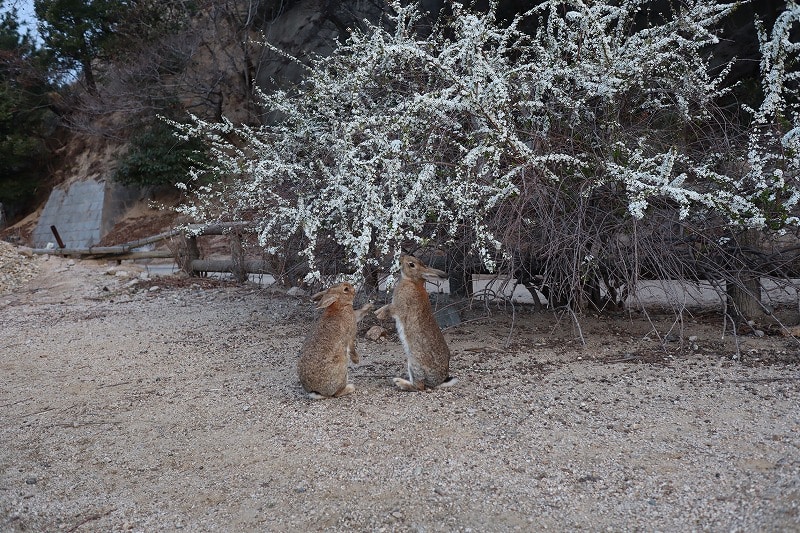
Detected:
left=32, top=179, right=139, bottom=249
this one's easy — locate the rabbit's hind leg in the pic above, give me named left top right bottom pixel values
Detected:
left=307, top=391, right=329, bottom=400
left=392, top=377, right=424, bottom=391
left=333, top=383, right=356, bottom=397
left=393, top=361, right=425, bottom=391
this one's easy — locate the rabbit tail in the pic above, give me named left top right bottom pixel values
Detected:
left=438, top=376, right=458, bottom=387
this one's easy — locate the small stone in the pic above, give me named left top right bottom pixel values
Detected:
left=365, top=325, right=387, bottom=341
left=25, top=477, right=37, bottom=485
left=287, top=286, right=307, bottom=297
left=390, top=511, right=404, bottom=519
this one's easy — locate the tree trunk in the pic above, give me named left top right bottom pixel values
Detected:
left=445, top=250, right=472, bottom=299
left=81, top=57, right=97, bottom=96
left=229, top=231, right=248, bottom=283
left=726, top=229, right=763, bottom=322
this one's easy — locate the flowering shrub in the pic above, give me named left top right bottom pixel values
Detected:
left=175, top=0, right=799, bottom=308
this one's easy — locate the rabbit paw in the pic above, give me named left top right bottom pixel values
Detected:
left=334, top=383, right=356, bottom=397
left=392, top=377, right=423, bottom=392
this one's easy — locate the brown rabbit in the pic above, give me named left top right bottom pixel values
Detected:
left=375, top=255, right=457, bottom=391
left=298, top=282, right=373, bottom=399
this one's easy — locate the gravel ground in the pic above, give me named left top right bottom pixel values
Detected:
left=0, top=241, right=40, bottom=294
left=1, top=250, right=799, bottom=532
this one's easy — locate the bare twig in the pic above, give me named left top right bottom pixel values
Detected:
left=51, top=421, right=122, bottom=428
left=726, top=312, right=742, bottom=360
left=97, top=381, right=133, bottom=389
left=66, top=508, right=116, bottom=532
left=567, top=307, right=586, bottom=346
left=0, top=396, right=33, bottom=408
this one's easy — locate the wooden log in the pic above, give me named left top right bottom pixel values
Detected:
left=82, top=222, right=251, bottom=251
left=30, top=248, right=175, bottom=259
left=116, top=228, right=183, bottom=248
left=189, top=259, right=274, bottom=275
left=112, top=250, right=176, bottom=260
left=31, top=246, right=126, bottom=255
left=36, top=229, right=183, bottom=256
left=28, top=222, right=255, bottom=266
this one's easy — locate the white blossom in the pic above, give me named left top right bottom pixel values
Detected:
left=174, top=0, right=800, bottom=282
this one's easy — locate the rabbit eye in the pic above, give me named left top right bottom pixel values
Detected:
left=408, top=262, right=416, bottom=268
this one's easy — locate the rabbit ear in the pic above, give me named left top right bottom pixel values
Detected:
left=311, top=290, right=327, bottom=302
left=421, top=266, right=447, bottom=281
left=315, top=293, right=339, bottom=309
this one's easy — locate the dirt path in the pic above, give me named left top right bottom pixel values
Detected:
left=1, top=252, right=799, bottom=531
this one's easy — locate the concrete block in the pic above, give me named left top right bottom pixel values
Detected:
left=32, top=178, right=141, bottom=249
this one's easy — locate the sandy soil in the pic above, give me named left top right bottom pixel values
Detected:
left=1, top=251, right=799, bottom=532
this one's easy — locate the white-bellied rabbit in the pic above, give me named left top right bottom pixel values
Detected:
left=298, top=282, right=372, bottom=399
left=375, top=255, right=457, bottom=391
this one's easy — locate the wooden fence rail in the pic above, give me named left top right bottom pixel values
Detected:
left=31, top=222, right=271, bottom=281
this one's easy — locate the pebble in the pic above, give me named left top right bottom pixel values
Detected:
left=365, top=325, right=387, bottom=341
left=287, top=286, right=307, bottom=297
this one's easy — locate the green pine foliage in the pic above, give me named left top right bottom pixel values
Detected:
left=113, top=118, right=209, bottom=187
left=0, top=1, right=54, bottom=222
left=34, top=0, right=196, bottom=92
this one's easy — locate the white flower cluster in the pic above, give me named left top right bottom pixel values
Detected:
left=174, top=0, right=800, bottom=281
left=740, top=1, right=800, bottom=228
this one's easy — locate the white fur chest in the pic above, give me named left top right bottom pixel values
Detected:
left=394, top=317, right=412, bottom=357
